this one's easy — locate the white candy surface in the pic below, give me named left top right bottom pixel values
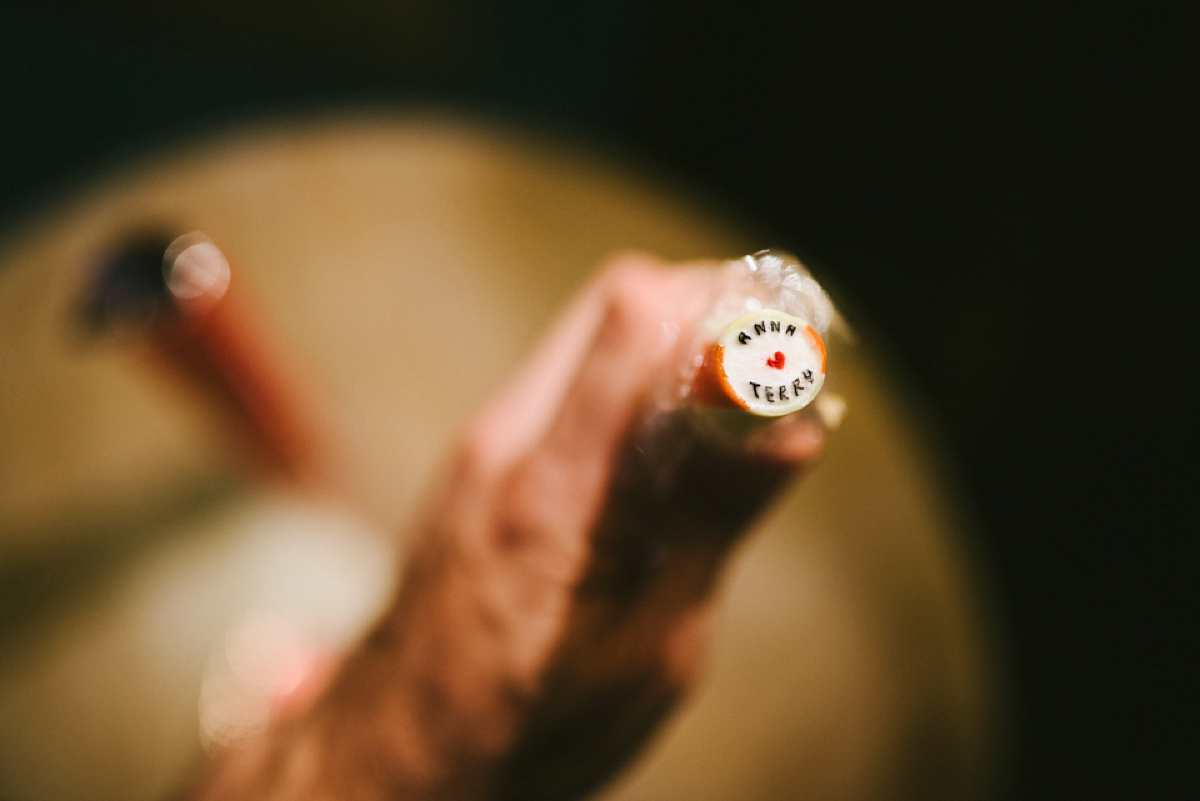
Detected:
left=714, top=309, right=826, bottom=416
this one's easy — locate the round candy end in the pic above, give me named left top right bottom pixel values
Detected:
left=710, top=309, right=826, bottom=416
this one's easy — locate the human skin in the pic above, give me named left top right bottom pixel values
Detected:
left=186, top=253, right=825, bottom=801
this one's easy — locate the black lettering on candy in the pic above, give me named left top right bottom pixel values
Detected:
left=770, top=320, right=781, bottom=332
left=803, top=369, right=813, bottom=382
left=765, top=386, right=775, bottom=402
left=793, top=378, right=803, bottom=396
left=754, top=322, right=767, bottom=336
left=778, top=385, right=788, bottom=401
left=749, top=382, right=761, bottom=398
left=738, top=332, right=751, bottom=345
left=786, top=324, right=796, bottom=336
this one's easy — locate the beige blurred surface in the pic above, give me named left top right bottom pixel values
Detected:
left=0, top=114, right=990, bottom=801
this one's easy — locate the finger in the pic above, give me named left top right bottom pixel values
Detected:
left=506, top=264, right=713, bottom=539
left=460, top=252, right=666, bottom=479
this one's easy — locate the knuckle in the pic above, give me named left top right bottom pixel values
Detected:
left=491, top=456, right=587, bottom=579
left=452, top=417, right=505, bottom=482
left=601, top=266, right=673, bottom=344
left=501, top=457, right=566, bottom=539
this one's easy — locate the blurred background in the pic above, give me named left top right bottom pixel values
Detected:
left=0, top=2, right=1193, bottom=800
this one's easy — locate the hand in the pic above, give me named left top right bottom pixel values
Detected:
left=189, top=253, right=825, bottom=801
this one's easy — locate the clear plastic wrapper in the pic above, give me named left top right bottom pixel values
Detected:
left=594, top=251, right=838, bottom=585
left=648, top=248, right=835, bottom=449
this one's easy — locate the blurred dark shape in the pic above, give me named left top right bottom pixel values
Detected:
left=79, top=229, right=178, bottom=335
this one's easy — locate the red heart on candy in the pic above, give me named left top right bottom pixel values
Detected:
left=766, top=351, right=785, bottom=369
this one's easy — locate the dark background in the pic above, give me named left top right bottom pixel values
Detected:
left=2, top=2, right=1194, bottom=798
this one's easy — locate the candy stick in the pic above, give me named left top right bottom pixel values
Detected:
left=599, top=250, right=834, bottom=542
left=693, top=308, right=827, bottom=415
left=684, top=250, right=834, bottom=421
